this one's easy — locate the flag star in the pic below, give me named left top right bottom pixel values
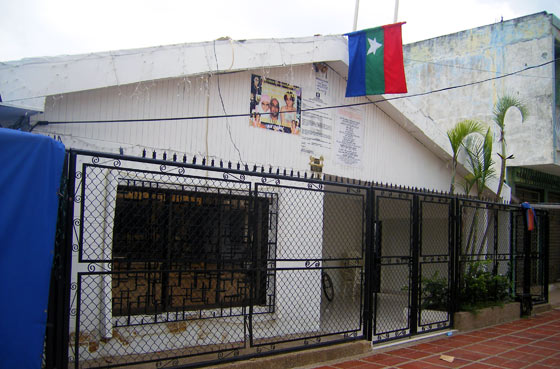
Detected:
left=367, top=38, right=382, bottom=55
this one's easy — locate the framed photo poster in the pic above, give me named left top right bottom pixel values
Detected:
left=249, top=74, right=301, bottom=135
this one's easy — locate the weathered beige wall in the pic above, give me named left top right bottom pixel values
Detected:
left=402, top=12, right=558, bottom=171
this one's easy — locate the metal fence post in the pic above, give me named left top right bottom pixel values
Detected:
left=448, top=197, right=457, bottom=323
left=44, top=153, right=70, bottom=369
left=60, top=151, right=76, bottom=369
left=521, top=205, right=533, bottom=316
left=45, top=151, right=75, bottom=369
left=363, top=187, right=374, bottom=341
left=451, top=197, right=460, bottom=316
left=543, top=211, right=550, bottom=304
left=410, top=195, right=419, bottom=335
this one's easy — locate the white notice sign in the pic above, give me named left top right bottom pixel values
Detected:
left=300, top=97, right=333, bottom=157
left=334, top=106, right=365, bottom=167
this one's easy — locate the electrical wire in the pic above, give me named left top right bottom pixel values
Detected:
left=33, top=57, right=558, bottom=126
left=404, top=57, right=554, bottom=79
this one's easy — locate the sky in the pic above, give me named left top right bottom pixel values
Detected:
left=1, top=0, right=560, bottom=62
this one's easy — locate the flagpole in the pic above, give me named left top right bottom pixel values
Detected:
left=393, top=0, right=399, bottom=23
left=353, top=0, right=360, bottom=31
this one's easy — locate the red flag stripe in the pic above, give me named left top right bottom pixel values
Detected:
left=382, top=23, right=407, bottom=94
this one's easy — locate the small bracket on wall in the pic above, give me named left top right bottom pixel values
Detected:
left=309, top=155, right=324, bottom=175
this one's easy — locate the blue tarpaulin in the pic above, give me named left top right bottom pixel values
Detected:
left=0, top=128, right=65, bottom=369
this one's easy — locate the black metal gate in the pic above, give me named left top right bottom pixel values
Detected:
left=514, top=207, right=549, bottom=314
left=44, top=150, right=550, bottom=369
left=371, top=189, right=453, bottom=343
left=48, top=150, right=367, bottom=369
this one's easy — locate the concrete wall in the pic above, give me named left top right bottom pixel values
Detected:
left=401, top=12, right=558, bottom=171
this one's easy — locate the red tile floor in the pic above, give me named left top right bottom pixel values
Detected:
left=313, top=309, right=560, bottom=369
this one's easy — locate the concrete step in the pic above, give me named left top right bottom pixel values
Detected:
left=213, top=341, right=371, bottom=369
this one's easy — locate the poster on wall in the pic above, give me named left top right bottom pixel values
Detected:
left=300, top=63, right=334, bottom=157
left=334, top=106, right=365, bottom=167
left=313, top=62, right=330, bottom=103
left=249, top=74, right=302, bottom=135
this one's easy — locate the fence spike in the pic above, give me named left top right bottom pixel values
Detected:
left=202, top=157, right=206, bottom=166
left=283, top=168, right=287, bottom=176
left=245, top=164, right=249, bottom=171
left=163, top=152, right=167, bottom=160
left=253, top=164, right=257, bottom=172
left=173, top=153, right=177, bottom=162
left=269, top=166, right=272, bottom=174
left=276, top=168, right=280, bottom=175
left=142, top=149, right=146, bottom=158
left=220, top=160, right=223, bottom=168
left=304, top=172, right=308, bottom=178
left=261, top=166, right=264, bottom=173
left=290, top=169, right=294, bottom=176
left=183, top=154, right=187, bottom=163
left=192, top=156, right=197, bottom=164
left=152, top=150, right=156, bottom=159
left=228, top=161, right=231, bottom=169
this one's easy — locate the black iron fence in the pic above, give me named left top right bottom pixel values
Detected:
left=44, top=150, right=549, bottom=369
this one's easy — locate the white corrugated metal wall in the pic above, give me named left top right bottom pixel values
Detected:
left=38, top=63, right=451, bottom=191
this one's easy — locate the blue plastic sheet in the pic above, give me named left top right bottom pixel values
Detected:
left=0, top=128, right=65, bottom=369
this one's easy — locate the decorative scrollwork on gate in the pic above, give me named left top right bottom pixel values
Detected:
left=222, top=172, right=246, bottom=182
left=155, top=359, right=179, bottom=368
left=305, top=260, right=321, bottom=268
left=86, top=263, right=111, bottom=272
left=307, top=182, right=323, bottom=190
left=217, top=349, right=240, bottom=359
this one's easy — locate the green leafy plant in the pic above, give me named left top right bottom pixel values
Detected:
left=462, top=128, right=495, bottom=199
left=459, top=260, right=510, bottom=312
left=446, top=120, right=485, bottom=194
left=493, top=95, right=528, bottom=200
left=420, top=271, right=449, bottom=311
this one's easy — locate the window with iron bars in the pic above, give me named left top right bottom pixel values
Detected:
left=111, top=184, right=270, bottom=317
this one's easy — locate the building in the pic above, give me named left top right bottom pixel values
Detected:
left=397, top=11, right=560, bottom=280
left=0, top=20, right=549, bottom=369
left=1, top=36, right=463, bottom=193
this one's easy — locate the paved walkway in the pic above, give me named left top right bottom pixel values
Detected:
left=311, top=309, right=560, bottom=369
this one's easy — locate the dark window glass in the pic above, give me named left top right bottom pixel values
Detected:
left=111, top=185, right=269, bottom=316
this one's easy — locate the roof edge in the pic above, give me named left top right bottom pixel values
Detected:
left=1, top=35, right=348, bottom=110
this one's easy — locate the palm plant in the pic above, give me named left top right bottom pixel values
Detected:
left=493, top=95, right=528, bottom=200
left=463, top=128, right=495, bottom=199
left=447, top=120, right=485, bottom=194
left=462, top=128, right=495, bottom=256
